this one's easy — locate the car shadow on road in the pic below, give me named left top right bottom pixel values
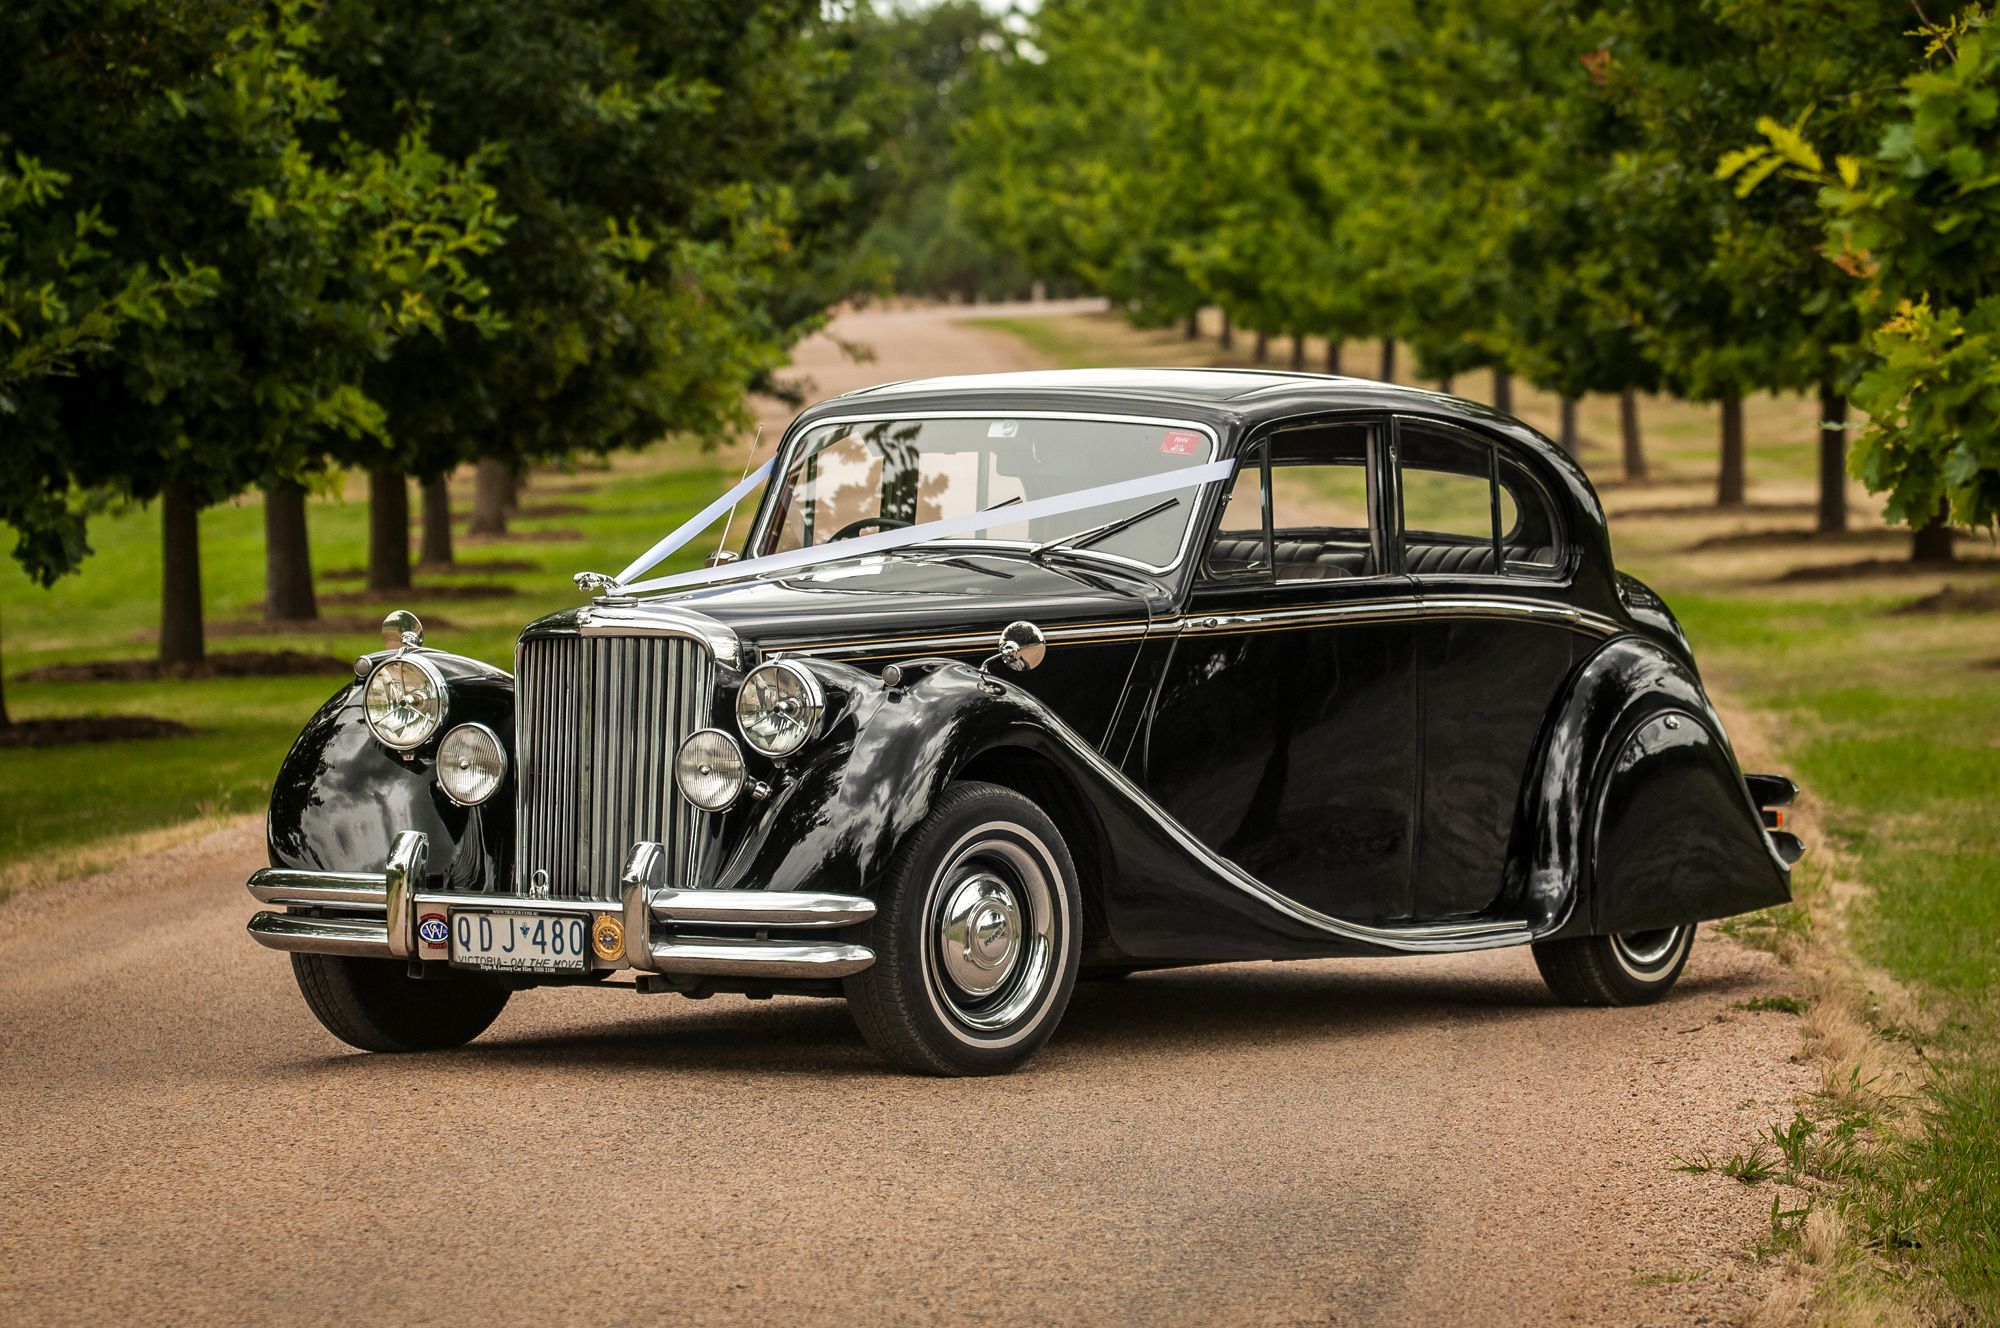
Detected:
left=261, top=952, right=1771, bottom=1082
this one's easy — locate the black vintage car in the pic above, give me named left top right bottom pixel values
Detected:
left=248, top=368, right=1801, bottom=1075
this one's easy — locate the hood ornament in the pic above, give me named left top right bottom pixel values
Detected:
left=573, top=571, right=621, bottom=596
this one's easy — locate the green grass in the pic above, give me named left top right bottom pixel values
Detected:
left=0, top=453, right=734, bottom=875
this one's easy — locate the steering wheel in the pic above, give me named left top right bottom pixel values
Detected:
left=828, top=516, right=912, bottom=541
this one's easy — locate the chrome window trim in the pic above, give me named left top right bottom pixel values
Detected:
left=746, top=409, right=1226, bottom=576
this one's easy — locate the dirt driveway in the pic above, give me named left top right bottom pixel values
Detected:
left=0, top=304, right=1810, bottom=1327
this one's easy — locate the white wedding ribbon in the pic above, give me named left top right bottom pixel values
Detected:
left=613, top=457, right=777, bottom=587
left=614, top=457, right=1236, bottom=596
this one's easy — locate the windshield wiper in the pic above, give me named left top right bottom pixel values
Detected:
left=1028, top=497, right=1180, bottom=563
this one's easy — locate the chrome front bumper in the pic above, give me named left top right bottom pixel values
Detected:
left=245, top=831, right=875, bottom=980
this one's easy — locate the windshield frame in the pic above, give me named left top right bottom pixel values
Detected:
left=742, top=409, right=1227, bottom=576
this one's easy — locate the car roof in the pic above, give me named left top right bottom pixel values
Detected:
left=817, top=367, right=1528, bottom=438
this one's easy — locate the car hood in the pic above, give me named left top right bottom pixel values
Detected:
left=522, top=550, right=1166, bottom=661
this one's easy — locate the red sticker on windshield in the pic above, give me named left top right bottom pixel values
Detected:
left=1160, top=430, right=1202, bottom=456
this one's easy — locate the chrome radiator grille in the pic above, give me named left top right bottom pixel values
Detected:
left=514, top=634, right=715, bottom=901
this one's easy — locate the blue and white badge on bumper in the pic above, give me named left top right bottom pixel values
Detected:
left=450, top=911, right=589, bottom=973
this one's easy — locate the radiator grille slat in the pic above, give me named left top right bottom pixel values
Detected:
left=515, top=634, right=713, bottom=901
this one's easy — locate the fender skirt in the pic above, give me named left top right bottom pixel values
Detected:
left=1503, top=636, right=1793, bottom=940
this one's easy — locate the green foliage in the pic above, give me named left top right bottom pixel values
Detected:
left=1723, top=7, right=2000, bottom=536
left=1, top=0, right=506, bottom=585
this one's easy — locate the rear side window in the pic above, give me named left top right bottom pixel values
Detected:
left=1398, top=423, right=1562, bottom=578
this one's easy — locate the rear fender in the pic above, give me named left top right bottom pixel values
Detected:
left=1505, top=636, right=1792, bottom=938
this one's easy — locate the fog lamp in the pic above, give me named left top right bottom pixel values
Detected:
left=437, top=723, right=507, bottom=806
left=676, top=728, right=747, bottom=811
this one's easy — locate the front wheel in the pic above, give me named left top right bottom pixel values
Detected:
left=1532, top=925, right=1696, bottom=1006
left=291, top=953, right=510, bottom=1052
left=845, top=781, right=1082, bottom=1075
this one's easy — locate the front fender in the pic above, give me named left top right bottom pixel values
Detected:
left=1505, top=636, right=1792, bottom=939
left=266, top=651, right=514, bottom=888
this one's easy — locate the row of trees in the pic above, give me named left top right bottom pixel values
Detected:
left=1, top=0, right=900, bottom=686
left=956, top=0, right=2000, bottom=555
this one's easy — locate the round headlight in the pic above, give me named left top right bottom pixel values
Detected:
left=364, top=655, right=447, bottom=750
left=735, top=660, right=825, bottom=758
left=437, top=723, right=507, bottom=806
left=676, top=728, right=746, bottom=811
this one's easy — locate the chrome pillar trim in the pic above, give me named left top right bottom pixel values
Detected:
left=246, top=869, right=389, bottom=911
left=648, top=935, right=875, bottom=980
left=621, top=842, right=666, bottom=973
left=649, top=888, right=876, bottom=929
left=383, top=830, right=427, bottom=960
left=247, top=911, right=393, bottom=958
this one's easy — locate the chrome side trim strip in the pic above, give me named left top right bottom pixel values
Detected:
left=651, top=889, right=876, bottom=929
left=993, top=668, right=1544, bottom=954
left=648, top=935, right=875, bottom=980
left=247, top=912, right=393, bottom=958
left=786, top=596, right=1623, bottom=662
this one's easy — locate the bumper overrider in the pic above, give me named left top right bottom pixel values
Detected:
left=245, top=831, right=875, bottom=981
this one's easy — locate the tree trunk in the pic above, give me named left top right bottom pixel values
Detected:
left=262, top=481, right=318, bottom=622
left=1716, top=392, right=1746, bottom=506
left=1184, top=311, right=1200, bottom=340
left=1492, top=370, right=1513, bottom=415
left=1218, top=310, right=1233, bottom=351
left=1325, top=339, right=1343, bottom=375
left=1911, top=498, right=1955, bottom=562
left=1438, top=374, right=1454, bottom=395
left=420, top=473, right=455, bottom=567
left=1559, top=397, right=1580, bottom=457
left=1619, top=388, right=1647, bottom=482
left=470, top=458, right=510, bottom=536
left=367, top=468, right=412, bottom=592
left=159, top=480, right=204, bottom=671
left=1290, top=335, right=1306, bottom=371
left=507, top=463, right=524, bottom=512
left=1817, top=383, right=1848, bottom=534
left=1253, top=330, right=1269, bottom=364
left=1379, top=337, right=1396, bottom=382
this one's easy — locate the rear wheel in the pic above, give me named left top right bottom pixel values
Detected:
left=1532, top=924, right=1695, bottom=1006
left=291, top=953, right=510, bottom=1052
left=845, top=781, right=1081, bottom=1075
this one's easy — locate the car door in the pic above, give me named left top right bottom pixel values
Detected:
left=1139, top=419, right=1420, bottom=925
left=1394, top=416, right=1580, bottom=919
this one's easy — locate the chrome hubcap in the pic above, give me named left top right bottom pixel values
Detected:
left=922, top=828, right=1059, bottom=1035
left=1611, top=925, right=1688, bottom=973
left=938, top=873, right=1023, bottom=996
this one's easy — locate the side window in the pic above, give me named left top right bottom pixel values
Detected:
left=1206, top=423, right=1379, bottom=582
left=1498, top=459, right=1561, bottom=572
left=1398, top=423, right=1564, bottom=577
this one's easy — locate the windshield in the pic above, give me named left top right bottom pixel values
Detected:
left=753, top=415, right=1216, bottom=570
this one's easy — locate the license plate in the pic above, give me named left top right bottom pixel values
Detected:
left=449, top=911, right=589, bottom=973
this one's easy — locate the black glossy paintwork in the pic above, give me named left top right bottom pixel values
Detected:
left=264, top=369, right=1793, bottom=970
left=1144, top=578, right=1421, bottom=924
left=266, top=650, right=514, bottom=889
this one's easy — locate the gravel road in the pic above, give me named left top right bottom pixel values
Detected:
left=1, top=306, right=1811, bottom=1327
